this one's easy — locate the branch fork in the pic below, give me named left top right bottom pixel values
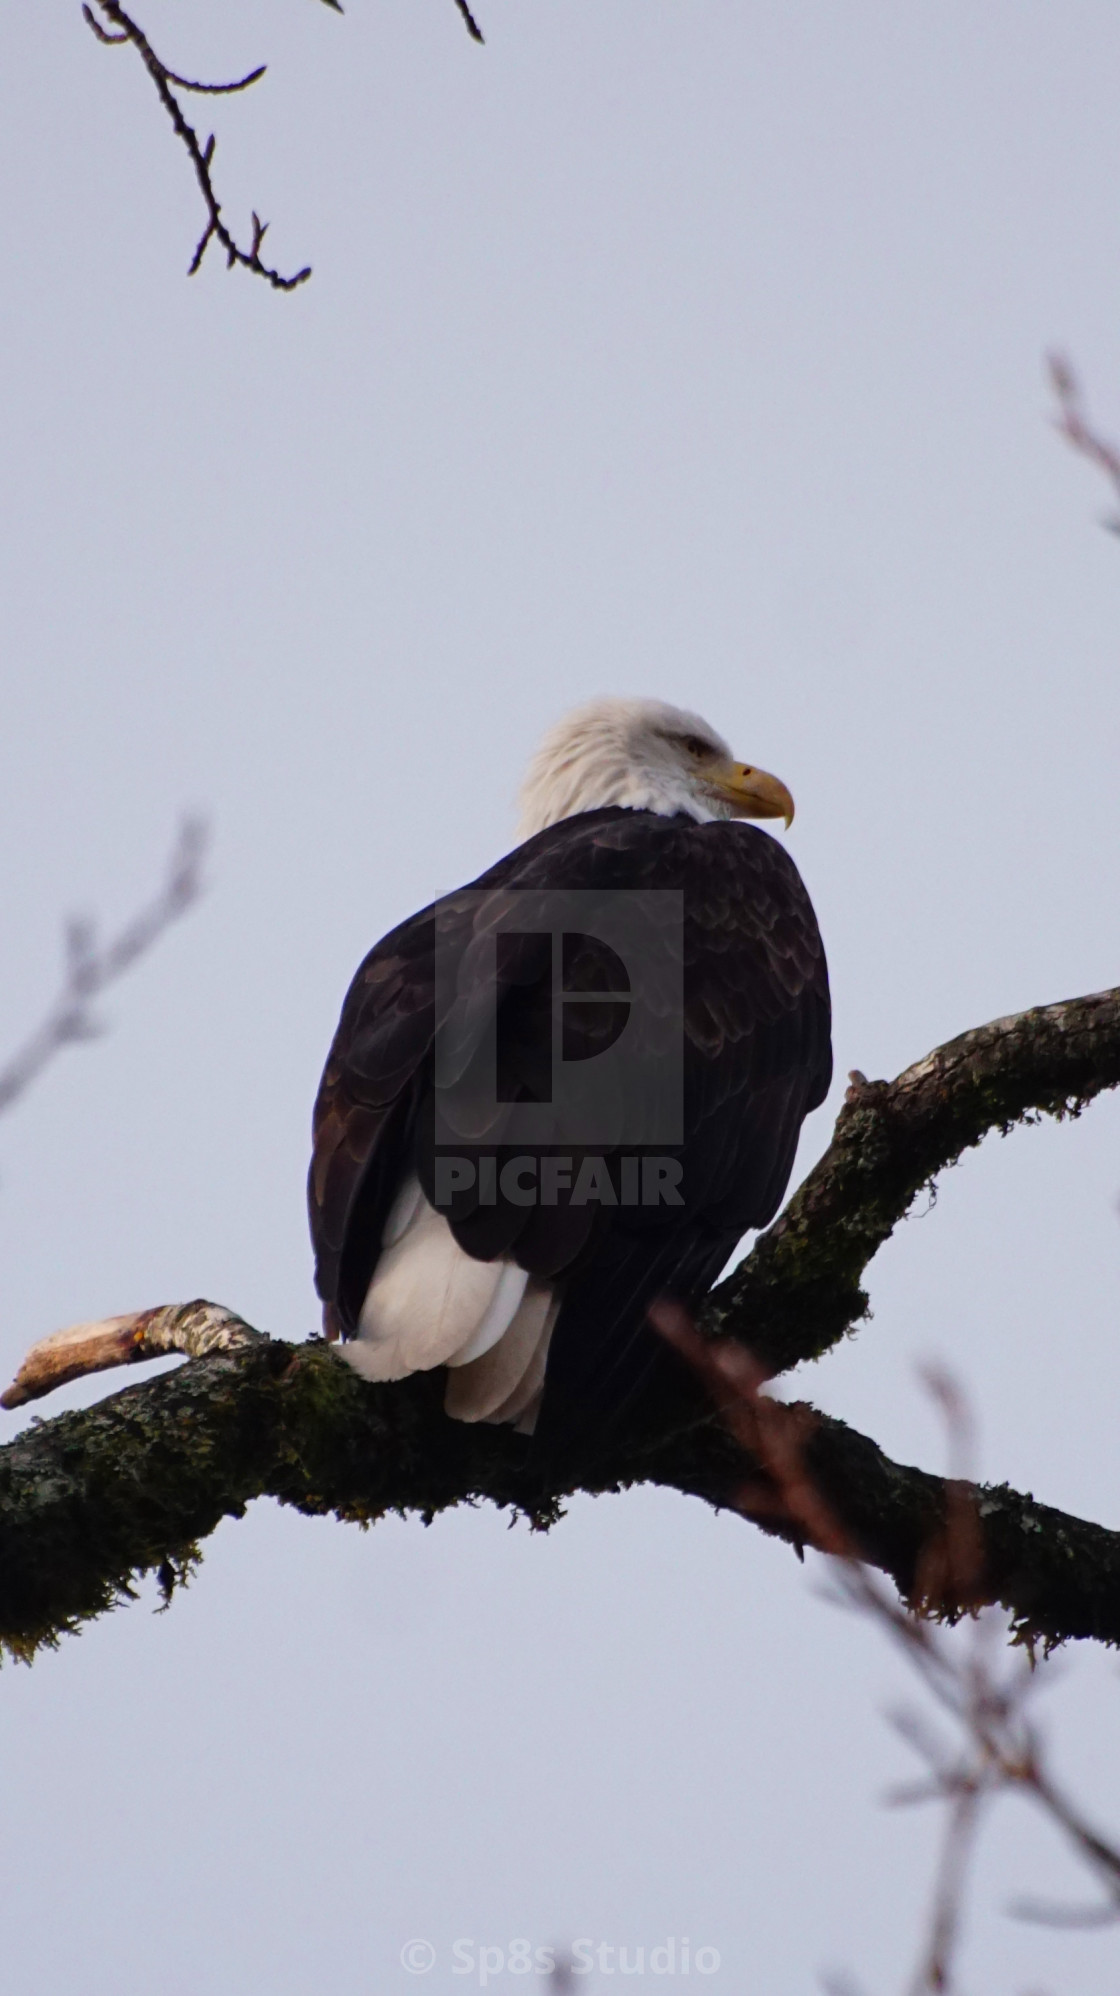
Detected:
left=82, top=0, right=311, bottom=289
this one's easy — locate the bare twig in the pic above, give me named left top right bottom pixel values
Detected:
left=161, top=62, right=267, bottom=98
left=0, top=818, right=207, bottom=1120
left=81, top=0, right=311, bottom=289
left=657, top=1314, right=1120, bottom=1993
left=1048, top=352, right=1120, bottom=532
left=453, top=0, right=486, bottom=42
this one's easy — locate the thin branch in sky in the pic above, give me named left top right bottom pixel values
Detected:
left=655, top=1313, right=1120, bottom=1994
left=81, top=0, right=312, bottom=289
left=1047, top=351, right=1120, bottom=533
left=0, top=818, right=208, bottom=1120
left=453, top=0, right=486, bottom=43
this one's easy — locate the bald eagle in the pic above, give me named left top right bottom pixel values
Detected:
left=309, top=699, right=831, bottom=1447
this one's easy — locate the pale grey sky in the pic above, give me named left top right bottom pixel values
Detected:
left=2, top=3, right=1119, bottom=1990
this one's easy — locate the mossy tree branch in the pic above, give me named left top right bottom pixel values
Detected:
left=705, top=984, right=1120, bottom=1372
left=2, top=983, right=1119, bottom=1659
left=4, top=1338, right=1120, bottom=1661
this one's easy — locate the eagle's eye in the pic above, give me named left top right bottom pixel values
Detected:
left=682, top=735, right=712, bottom=759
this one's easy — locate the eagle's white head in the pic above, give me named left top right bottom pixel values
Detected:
left=517, top=697, right=795, bottom=840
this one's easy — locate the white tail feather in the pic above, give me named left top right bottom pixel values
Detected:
left=348, top=1188, right=501, bottom=1380
left=345, top=1177, right=546, bottom=1404
left=485, top=1290, right=559, bottom=1431
left=445, top=1258, right=530, bottom=1367
left=444, top=1282, right=559, bottom=1427
left=380, top=1173, right=425, bottom=1247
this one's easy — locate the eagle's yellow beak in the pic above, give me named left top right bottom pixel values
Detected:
left=703, top=759, right=795, bottom=828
